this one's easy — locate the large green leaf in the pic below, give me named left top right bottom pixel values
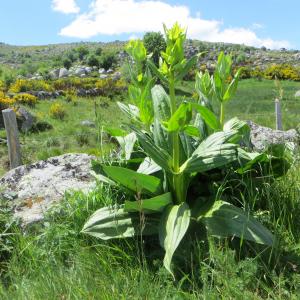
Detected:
left=124, top=193, right=172, bottom=214
left=175, top=55, right=199, bottom=82
left=164, top=102, right=192, bottom=132
left=131, top=126, right=172, bottom=172
left=82, top=206, right=159, bottom=240
left=223, top=68, right=241, bottom=102
left=117, top=102, right=140, bottom=121
left=199, top=201, right=274, bottom=246
left=159, top=203, right=191, bottom=277
left=151, top=85, right=172, bottom=152
left=102, top=166, right=162, bottom=195
left=115, top=132, right=137, bottom=160
left=192, top=103, right=221, bottom=131
left=137, top=157, right=161, bottom=175
left=180, top=131, right=238, bottom=173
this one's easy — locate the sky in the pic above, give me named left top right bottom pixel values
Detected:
left=0, top=0, right=298, bottom=49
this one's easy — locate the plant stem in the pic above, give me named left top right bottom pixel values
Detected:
left=169, top=76, right=182, bottom=204
left=220, top=102, right=225, bottom=127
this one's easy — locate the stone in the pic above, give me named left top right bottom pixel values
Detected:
left=16, top=107, right=36, bottom=132
left=100, top=74, right=108, bottom=79
left=85, top=67, right=92, bottom=73
left=295, top=90, right=300, bottom=98
left=0, top=154, right=96, bottom=225
left=99, top=68, right=106, bottom=74
left=80, top=120, right=96, bottom=128
left=75, top=68, right=86, bottom=76
left=49, top=69, right=59, bottom=80
left=248, top=121, right=299, bottom=151
left=59, top=68, right=69, bottom=78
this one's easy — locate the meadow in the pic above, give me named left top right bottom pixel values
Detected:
left=0, top=79, right=299, bottom=298
left=0, top=27, right=300, bottom=298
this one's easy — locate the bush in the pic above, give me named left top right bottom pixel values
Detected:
left=49, top=103, right=67, bottom=120
left=263, top=64, right=300, bottom=81
left=63, top=58, right=72, bottom=69
left=238, top=66, right=252, bottom=79
left=13, top=93, right=38, bottom=107
left=87, top=54, right=100, bottom=67
left=99, top=52, right=117, bottom=70
left=9, top=79, right=53, bottom=93
left=0, top=94, right=15, bottom=110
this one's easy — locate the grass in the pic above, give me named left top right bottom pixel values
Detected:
left=0, top=95, right=127, bottom=176
left=0, top=156, right=299, bottom=299
left=0, top=79, right=299, bottom=298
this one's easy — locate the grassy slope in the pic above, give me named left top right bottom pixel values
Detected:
left=0, top=159, right=299, bottom=299
left=0, top=79, right=299, bottom=298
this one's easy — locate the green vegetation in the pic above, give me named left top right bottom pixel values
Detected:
left=0, top=24, right=299, bottom=299
left=82, top=24, right=294, bottom=280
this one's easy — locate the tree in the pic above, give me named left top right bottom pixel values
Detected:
left=95, top=47, right=103, bottom=56
left=63, top=58, right=72, bottom=69
left=99, top=52, right=117, bottom=70
left=143, top=31, right=166, bottom=66
left=76, top=46, right=89, bottom=61
left=87, top=54, right=100, bottom=67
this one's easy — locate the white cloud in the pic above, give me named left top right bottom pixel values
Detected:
left=58, top=0, right=290, bottom=49
left=52, top=0, right=80, bottom=14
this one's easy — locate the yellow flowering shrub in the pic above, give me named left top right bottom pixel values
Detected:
left=49, top=103, right=67, bottom=120
left=9, top=79, right=53, bottom=93
left=263, top=64, right=300, bottom=81
left=13, top=93, right=38, bottom=107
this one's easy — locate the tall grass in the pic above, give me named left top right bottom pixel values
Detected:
left=0, top=153, right=299, bottom=298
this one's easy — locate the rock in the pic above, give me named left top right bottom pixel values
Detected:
left=99, top=68, right=106, bottom=74
left=80, top=120, right=96, bottom=128
left=112, top=72, right=122, bottom=80
left=75, top=68, right=86, bottom=76
left=100, top=74, right=108, bottom=79
left=49, top=69, right=59, bottom=80
left=85, top=67, right=92, bottom=73
left=248, top=121, right=299, bottom=151
left=59, top=68, right=69, bottom=78
left=295, top=90, right=300, bottom=98
left=17, top=107, right=36, bottom=132
left=106, top=68, right=114, bottom=74
left=0, top=154, right=96, bottom=226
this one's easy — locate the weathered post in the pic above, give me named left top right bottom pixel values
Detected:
left=275, top=98, right=283, bottom=130
left=2, top=109, right=22, bottom=169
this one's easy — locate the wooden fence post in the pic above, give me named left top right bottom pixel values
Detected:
left=275, top=98, right=283, bottom=130
left=2, top=109, right=22, bottom=169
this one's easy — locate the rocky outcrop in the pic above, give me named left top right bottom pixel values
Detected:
left=248, top=121, right=299, bottom=151
left=0, top=154, right=96, bottom=225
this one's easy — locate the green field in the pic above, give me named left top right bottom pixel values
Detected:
left=0, top=78, right=300, bottom=299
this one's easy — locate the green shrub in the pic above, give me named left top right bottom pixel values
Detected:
left=13, top=93, right=38, bottom=107
left=99, top=52, right=117, bottom=70
left=49, top=103, right=67, bottom=120
left=238, top=66, right=252, bottom=79
left=87, top=54, right=100, bottom=67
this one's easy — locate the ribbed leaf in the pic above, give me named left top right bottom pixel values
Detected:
left=102, top=166, right=162, bottom=195
left=124, top=193, right=172, bottom=214
left=159, top=203, right=191, bottom=278
left=131, top=126, right=172, bottom=172
left=192, top=103, right=221, bottom=131
left=180, top=131, right=238, bottom=173
left=200, top=201, right=274, bottom=246
left=115, top=132, right=137, bottom=160
left=137, top=157, right=161, bottom=175
left=82, top=206, right=159, bottom=240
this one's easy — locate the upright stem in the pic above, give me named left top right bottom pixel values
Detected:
left=220, top=102, right=225, bottom=127
left=169, top=76, right=182, bottom=204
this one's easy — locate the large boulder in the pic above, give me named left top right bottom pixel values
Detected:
left=59, top=68, right=69, bottom=78
left=0, top=154, right=96, bottom=225
left=74, top=67, right=86, bottom=76
left=248, top=121, right=299, bottom=151
left=49, top=69, right=60, bottom=80
left=16, top=107, right=36, bottom=132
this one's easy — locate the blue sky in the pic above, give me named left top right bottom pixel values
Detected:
left=0, top=0, right=297, bottom=49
